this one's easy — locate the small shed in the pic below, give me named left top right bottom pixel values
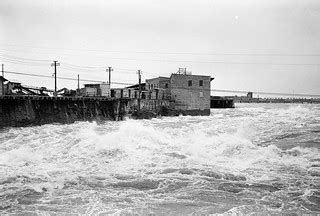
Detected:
left=84, top=84, right=99, bottom=96
left=83, top=83, right=110, bottom=97
left=0, top=76, right=8, bottom=96
left=5, top=81, right=21, bottom=95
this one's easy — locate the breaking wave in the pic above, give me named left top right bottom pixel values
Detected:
left=0, top=103, right=319, bottom=215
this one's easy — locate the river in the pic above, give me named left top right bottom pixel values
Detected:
left=0, top=103, right=319, bottom=215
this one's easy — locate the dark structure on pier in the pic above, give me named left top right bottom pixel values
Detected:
left=210, top=96, right=235, bottom=108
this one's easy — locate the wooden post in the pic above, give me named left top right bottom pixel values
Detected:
left=137, top=70, right=142, bottom=111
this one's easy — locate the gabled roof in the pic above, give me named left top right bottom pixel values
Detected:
left=0, top=76, right=8, bottom=82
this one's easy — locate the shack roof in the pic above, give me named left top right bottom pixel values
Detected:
left=125, top=83, right=146, bottom=89
left=146, top=76, right=170, bottom=82
left=0, top=76, right=8, bottom=82
left=84, top=83, right=100, bottom=87
left=8, top=81, right=21, bottom=85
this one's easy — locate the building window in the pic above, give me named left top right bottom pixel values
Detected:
left=199, top=80, right=203, bottom=87
left=151, top=84, right=153, bottom=89
left=188, top=80, right=192, bottom=87
left=165, top=83, right=168, bottom=88
left=200, top=92, right=203, bottom=98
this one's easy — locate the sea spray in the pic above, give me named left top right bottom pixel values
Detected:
left=0, top=103, right=319, bottom=214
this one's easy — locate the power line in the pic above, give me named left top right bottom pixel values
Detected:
left=113, top=67, right=137, bottom=72
left=1, top=53, right=319, bottom=96
left=59, top=65, right=137, bottom=75
left=0, top=54, right=140, bottom=72
left=0, top=60, right=136, bottom=75
left=0, top=57, right=49, bottom=66
left=81, top=57, right=319, bottom=66
left=1, top=43, right=320, bottom=57
left=0, top=60, right=47, bottom=67
left=0, top=53, right=52, bottom=62
left=3, top=70, right=320, bottom=97
left=1, top=52, right=320, bottom=68
left=0, top=55, right=138, bottom=74
left=58, top=63, right=136, bottom=74
left=3, top=70, right=135, bottom=86
left=6, top=53, right=316, bottom=67
left=60, top=62, right=105, bottom=69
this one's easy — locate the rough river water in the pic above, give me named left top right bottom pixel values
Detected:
left=0, top=103, right=319, bottom=215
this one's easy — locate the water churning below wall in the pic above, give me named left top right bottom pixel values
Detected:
left=0, top=104, right=319, bottom=215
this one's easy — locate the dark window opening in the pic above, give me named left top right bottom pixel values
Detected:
left=199, top=80, right=203, bottom=87
left=165, top=83, right=169, bottom=88
left=188, top=80, right=192, bottom=87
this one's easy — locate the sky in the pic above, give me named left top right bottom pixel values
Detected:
left=0, top=0, right=320, bottom=97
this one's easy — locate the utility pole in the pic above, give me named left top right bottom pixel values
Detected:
left=1, top=64, right=4, bottom=96
left=107, top=67, right=113, bottom=86
left=137, top=70, right=142, bottom=111
left=77, top=74, right=80, bottom=94
left=51, top=61, right=60, bottom=96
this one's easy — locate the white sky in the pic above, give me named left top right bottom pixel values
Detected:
left=0, top=0, right=320, bottom=97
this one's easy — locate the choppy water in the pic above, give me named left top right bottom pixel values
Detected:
left=0, top=103, right=319, bottom=215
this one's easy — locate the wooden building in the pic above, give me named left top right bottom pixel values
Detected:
left=146, top=77, right=171, bottom=100
left=0, top=76, right=8, bottom=96
left=82, top=82, right=110, bottom=97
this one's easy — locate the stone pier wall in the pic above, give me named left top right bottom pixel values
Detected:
left=0, top=96, right=129, bottom=128
left=127, top=99, right=171, bottom=112
left=0, top=95, right=209, bottom=128
left=125, top=99, right=173, bottom=119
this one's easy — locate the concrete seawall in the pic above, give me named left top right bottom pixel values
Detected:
left=0, top=96, right=129, bottom=128
left=127, top=99, right=210, bottom=117
left=0, top=95, right=209, bottom=128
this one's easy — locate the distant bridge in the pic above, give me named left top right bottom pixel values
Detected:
left=211, top=89, right=320, bottom=98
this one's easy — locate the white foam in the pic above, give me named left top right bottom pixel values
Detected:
left=0, top=103, right=319, bottom=214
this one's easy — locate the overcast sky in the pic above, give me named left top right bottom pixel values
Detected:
left=0, top=0, right=319, bottom=96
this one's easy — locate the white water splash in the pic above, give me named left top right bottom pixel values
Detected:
left=0, top=103, right=319, bottom=215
